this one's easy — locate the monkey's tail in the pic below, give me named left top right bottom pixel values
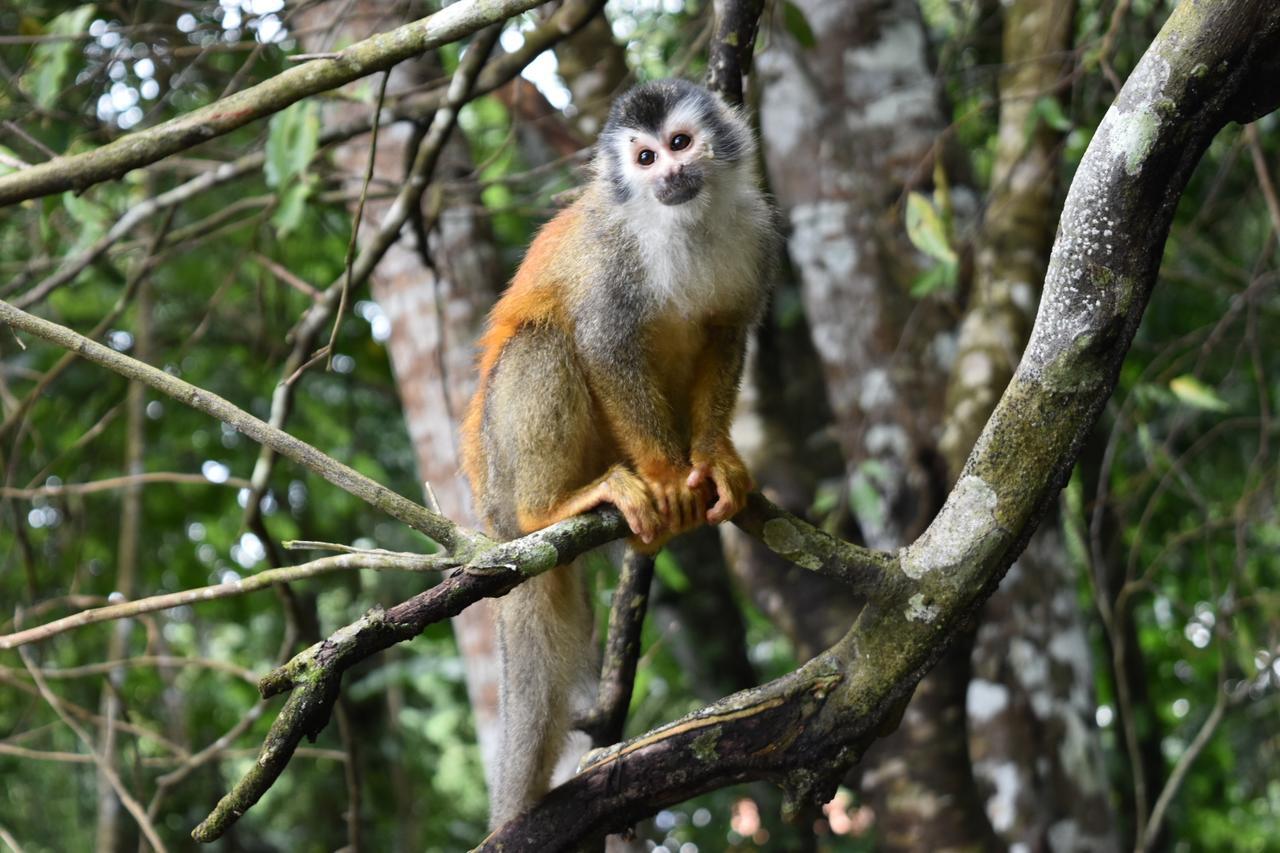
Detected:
left=489, top=559, right=596, bottom=829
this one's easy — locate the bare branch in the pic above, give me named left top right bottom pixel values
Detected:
left=0, top=0, right=549, bottom=205
left=0, top=551, right=452, bottom=650
left=0, top=472, right=250, bottom=499
left=0, top=299, right=470, bottom=550
left=578, top=549, right=656, bottom=747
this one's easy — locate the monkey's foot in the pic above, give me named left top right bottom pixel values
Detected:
left=688, top=449, right=752, bottom=524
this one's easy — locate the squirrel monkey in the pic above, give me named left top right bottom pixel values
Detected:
left=461, top=79, right=777, bottom=828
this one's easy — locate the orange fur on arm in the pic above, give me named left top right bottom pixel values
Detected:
left=460, top=206, right=579, bottom=505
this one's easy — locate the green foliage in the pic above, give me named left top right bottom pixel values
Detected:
left=2, top=1, right=1278, bottom=851
left=19, top=4, right=96, bottom=109
left=264, top=101, right=320, bottom=235
left=905, top=187, right=958, bottom=297
left=781, top=1, right=817, bottom=49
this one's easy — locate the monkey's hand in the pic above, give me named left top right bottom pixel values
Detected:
left=599, top=466, right=665, bottom=545
left=687, top=444, right=752, bottom=524
left=636, top=461, right=709, bottom=538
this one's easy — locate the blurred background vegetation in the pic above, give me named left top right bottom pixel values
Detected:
left=0, top=0, right=1277, bottom=850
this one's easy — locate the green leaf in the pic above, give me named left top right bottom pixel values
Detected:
left=265, top=101, right=319, bottom=236
left=905, top=190, right=957, bottom=265
left=22, top=6, right=97, bottom=109
left=849, top=461, right=888, bottom=531
left=264, top=101, right=319, bottom=187
left=61, top=190, right=107, bottom=246
left=910, top=262, right=955, bottom=297
left=0, top=145, right=22, bottom=177
left=1169, top=375, right=1230, bottom=412
left=1031, top=95, right=1073, bottom=133
left=654, top=550, right=690, bottom=593
left=782, top=1, right=817, bottom=48
left=272, top=179, right=311, bottom=236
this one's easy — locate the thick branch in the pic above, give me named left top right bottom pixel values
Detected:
left=705, top=0, right=766, bottom=105
left=480, top=2, right=1280, bottom=848
left=732, top=492, right=896, bottom=597
left=0, top=0, right=547, bottom=206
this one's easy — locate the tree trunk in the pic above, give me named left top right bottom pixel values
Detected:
left=758, top=2, right=996, bottom=847
left=944, top=1, right=1120, bottom=848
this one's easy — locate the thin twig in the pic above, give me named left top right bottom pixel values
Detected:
left=1138, top=683, right=1229, bottom=851
left=0, top=472, right=251, bottom=499
left=1245, top=122, right=1280, bottom=238
left=0, top=299, right=468, bottom=550
left=327, top=69, right=392, bottom=370
left=0, top=551, right=456, bottom=650
left=16, top=635, right=168, bottom=852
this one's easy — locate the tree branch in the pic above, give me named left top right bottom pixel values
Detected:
left=0, top=0, right=549, bottom=206
left=0, top=551, right=452, bottom=650
left=578, top=549, right=656, bottom=747
left=477, top=2, right=1280, bottom=848
left=705, top=0, right=766, bottom=105
left=0, top=299, right=470, bottom=551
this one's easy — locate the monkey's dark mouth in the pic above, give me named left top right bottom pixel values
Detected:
left=655, top=172, right=703, bottom=206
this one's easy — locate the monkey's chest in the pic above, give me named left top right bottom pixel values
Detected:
left=639, top=235, right=760, bottom=319
left=646, top=317, right=705, bottom=432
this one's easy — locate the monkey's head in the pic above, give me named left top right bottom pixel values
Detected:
left=598, top=79, right=755, bottom=209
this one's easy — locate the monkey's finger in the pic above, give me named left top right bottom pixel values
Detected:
left=707, top=481, right=738, bottom=523
left=707, top=494, right=728, bottom=524
left=692, top=487, right=707, bottom=527
left=664, top=485, right=681, bottom=527
left=624, top=504, right=654, bottom=543
left=686, top=464, right=711, bottom=490
left=651, top=485, right=669, bottom=521
left=679, top=488, right=697, bottom=531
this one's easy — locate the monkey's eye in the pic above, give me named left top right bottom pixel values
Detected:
left=670, top=133, right=692, bottom=151
left=636, top=149, right=656, bottom=167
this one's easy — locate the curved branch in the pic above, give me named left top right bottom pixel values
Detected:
left=0, top=0, right=548, bottom=206
left=480, top=2, right=1280, bottom=848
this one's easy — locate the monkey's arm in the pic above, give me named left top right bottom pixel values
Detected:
left=687, top=322, right=752, bottom=523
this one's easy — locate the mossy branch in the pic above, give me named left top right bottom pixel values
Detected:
left=480, top=1, right=1280, bottom=849
left=0, top=0, right=548, bottom=206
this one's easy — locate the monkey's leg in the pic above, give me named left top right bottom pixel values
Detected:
left=517, top=463, right=663, bottom=545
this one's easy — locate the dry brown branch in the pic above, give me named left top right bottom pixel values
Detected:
left=16, top=638, right=167, bottom=852
left=0, top=472, right=251, bottom=499
left=0, top=0, right=550, bottom=205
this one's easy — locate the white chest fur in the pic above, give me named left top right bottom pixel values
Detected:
left=624, top=170, right=769, bottom=319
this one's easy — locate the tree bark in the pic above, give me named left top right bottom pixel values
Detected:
left=757, top=2, right=995, bottom=847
